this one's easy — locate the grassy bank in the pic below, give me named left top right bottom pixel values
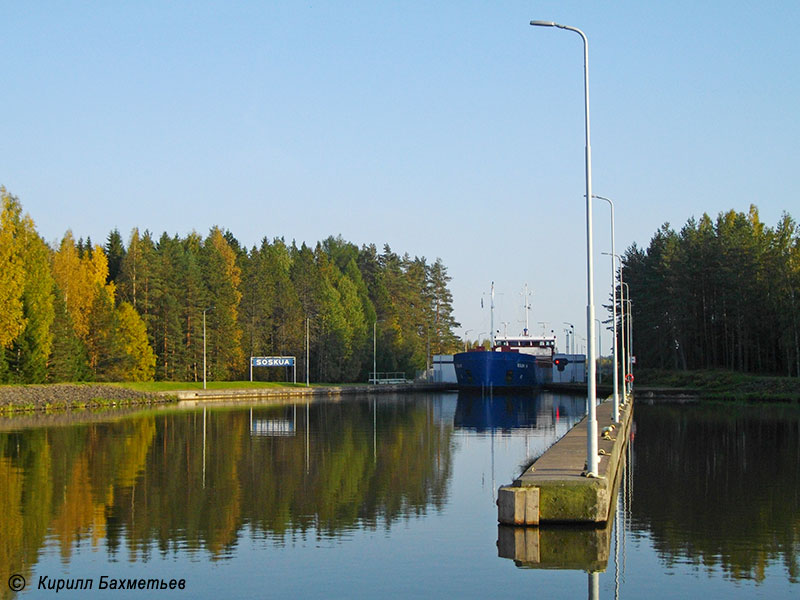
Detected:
left=635, top=368, right=800, bottom=402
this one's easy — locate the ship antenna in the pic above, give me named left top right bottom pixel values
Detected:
left=521, top=284, right=533, bottom=335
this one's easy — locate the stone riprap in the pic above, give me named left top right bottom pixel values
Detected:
left=0, top=384, right=170, bottom=412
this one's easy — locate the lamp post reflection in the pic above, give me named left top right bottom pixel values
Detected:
left=202, top=406, right=207, bottom=489
left=306, top=401, right=310, bottom=473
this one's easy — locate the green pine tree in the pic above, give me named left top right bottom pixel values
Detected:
left=47, top=286, right=91, bottom=382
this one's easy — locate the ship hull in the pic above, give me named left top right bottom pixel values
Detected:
left=453, top=351, right=542, bottom=389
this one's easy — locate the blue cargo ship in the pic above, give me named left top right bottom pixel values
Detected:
left=454, top=283, right=556, bottom=390
left=453, top=332, right=556, bottom=389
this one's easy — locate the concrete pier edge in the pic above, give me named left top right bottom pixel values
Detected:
left=169, top=382, right=454, bottom=405
left=498, top=394, right=633, bottom=525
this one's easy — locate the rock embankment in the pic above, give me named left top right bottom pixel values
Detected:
left=0, top=384, right=172, bottom=412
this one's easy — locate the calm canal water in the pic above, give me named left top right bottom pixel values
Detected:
left=1, top=392, right=798, bottom=599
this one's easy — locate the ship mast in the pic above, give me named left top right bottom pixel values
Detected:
left=490, top=281, right=495, bottom=348
left=521, top=284, right=532, bottom=335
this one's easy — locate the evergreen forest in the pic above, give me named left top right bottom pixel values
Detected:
left=621, top=206, right=800, bottom=376
left=0, top=188, right=460, bottom=384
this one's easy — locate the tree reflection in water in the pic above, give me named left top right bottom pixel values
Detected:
left=631, top=403, right=800, bottom=583
left=0, top=395, right=453, bottom=593
left=2, top=396, right=798, bottom=600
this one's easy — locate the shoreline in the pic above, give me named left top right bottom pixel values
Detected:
left=2, top=376, right=797, bottom=417
left=0, top=382, right=457, bottom=415
left=0, top=383, right=174, bottom=413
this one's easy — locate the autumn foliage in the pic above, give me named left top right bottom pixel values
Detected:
left=0, top=187, right=460, bottom=383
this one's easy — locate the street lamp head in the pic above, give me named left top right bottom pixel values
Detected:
left=530, top=20, right=556, bottom=27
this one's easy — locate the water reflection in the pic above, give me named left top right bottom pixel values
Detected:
left=452, top=392, right=587, bottom=502
left=497, top=421, right=633, bottom=600
left=498, top=520, right=614, bottom=571
left=496, top=436, right=630, bottom=572
left=0, top=395, right=454, bottom=596
left=632, top=404, right=800, bottom=584
left=1, top=395, right=797, bottom=599
left=454, top=392, right=584, bottom=432
left=495, top=402, right=800, bottom=599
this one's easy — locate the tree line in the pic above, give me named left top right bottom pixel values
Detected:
left=0, top=187, right=460, bottom=384
left=620, top=205, right=800, bottom=376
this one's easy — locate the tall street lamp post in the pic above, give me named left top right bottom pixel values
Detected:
left=619, top=280, right=629, bottom=399
left=563, top=322, right=575, bottom=354
left=594, top=195, right=620, bottom=421
left=531, top=19, right=599, bottom=476
left=372, top=320, right=385, bottom=383
left=203, top=306, right=214, bottom=390
left=628, top=297, right=634, bottom=392
left=305, top=317, right=310, bottom=387
left=622, top=284, right=633, bottom=395
left=603, top=251, right=628, bottom=403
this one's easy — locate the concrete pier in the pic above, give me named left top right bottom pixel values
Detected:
left=168, top=382, right=454, bottom=405
left=498, top=395, right=633, bottom=525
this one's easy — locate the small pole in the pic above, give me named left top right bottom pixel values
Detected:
left=306, top=318, right=310, bottom=387
left=203, top=306, right=214, bottom=389
left=203, top=310, right=207, bottom=390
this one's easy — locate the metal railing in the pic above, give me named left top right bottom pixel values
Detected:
left=368, top=372, right=409, bottom=385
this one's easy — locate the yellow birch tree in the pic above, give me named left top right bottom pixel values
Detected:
left=16, top=214, right=56, bottom=381
left=0, top=189, right=26, bottom=349
left=114, top=302, right=156, bottom=381
left=52, top=232, right=112, bottom=342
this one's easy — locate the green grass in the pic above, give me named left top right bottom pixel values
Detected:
left=635, top=368, right=800, bottom=402
left=109, top=380, right=349, bottom=393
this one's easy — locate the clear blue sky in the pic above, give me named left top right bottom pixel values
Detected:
left=3, top=1, right=798, bottom=354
